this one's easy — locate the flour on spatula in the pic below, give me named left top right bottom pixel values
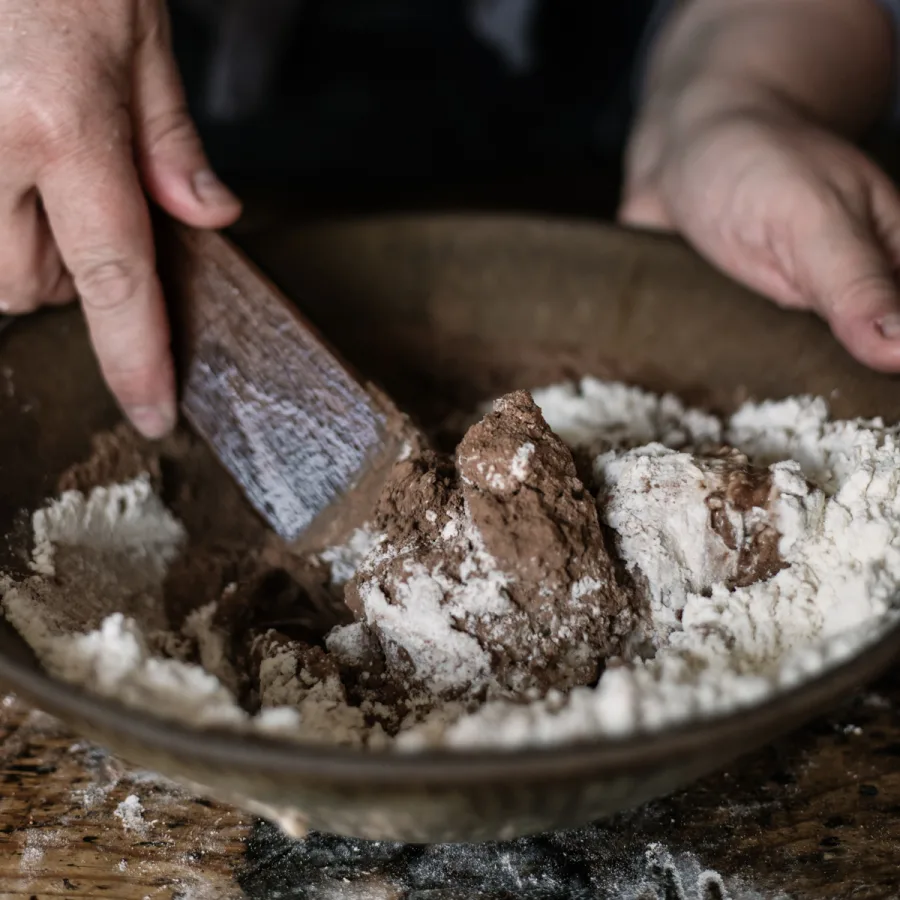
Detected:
left=2, top=378, right=898, bottom=750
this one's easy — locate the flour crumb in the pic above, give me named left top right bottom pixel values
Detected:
left=20, top=832, right=47, bottom=873
left=617, top=842, right=784, bottom=900
left=114, top=794, right=146, bottom=833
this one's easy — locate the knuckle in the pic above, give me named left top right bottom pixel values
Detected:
left=0, top=33, right=133, bottom=157
left=28, top=91, right=78, bottom=144
left=74, top=256, right=148, bottom=314
left=830, top=271, right=893, bottom=315
left=27, top=92, right=132, bottom=164
left=143, top=106, right=197, bottom=151
left=0, top=96, right=66, bottom=160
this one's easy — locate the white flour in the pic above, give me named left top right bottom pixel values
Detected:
left=2, top=378, right=899, bottom=751
left=350, top=511, right=514, bottom=699
left=318, top=525, right=384, bottom=587
left=114, top=794, right=146, bottom=833
left=0, top=480, right=285, bottom=735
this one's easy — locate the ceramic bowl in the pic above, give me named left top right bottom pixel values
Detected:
left=1, top=214, right=898, bottom=842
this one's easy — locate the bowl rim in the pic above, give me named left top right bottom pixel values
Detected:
left=1, top=612, right=897, bottom=786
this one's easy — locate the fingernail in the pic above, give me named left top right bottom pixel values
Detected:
left=192, top=169, right=239, bottom=207
left=877, top=314, right=900, bottom=339
left=127, top=403, right=176, bottom=440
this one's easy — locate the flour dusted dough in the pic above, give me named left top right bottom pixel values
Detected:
left=344, top=390, right=633, bottom=710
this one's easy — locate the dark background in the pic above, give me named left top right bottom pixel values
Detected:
left=169, top=0, right=657, bottom=217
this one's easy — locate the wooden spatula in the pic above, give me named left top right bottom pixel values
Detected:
left=157, top=222, right=416, bottom=551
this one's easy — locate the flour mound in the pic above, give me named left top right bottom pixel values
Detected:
left=4, top=477, right=184, bottom=637
left=597, top=445, right=790, bottom=640
left=405, top=382, right=898, bottom=748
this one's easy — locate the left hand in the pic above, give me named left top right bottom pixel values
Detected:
left=620, top=96, right=900, bottom=372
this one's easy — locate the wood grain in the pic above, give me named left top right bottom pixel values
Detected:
left=157, top=223, right=412, bottom=549
left=0, top=695, right=250, bottom=900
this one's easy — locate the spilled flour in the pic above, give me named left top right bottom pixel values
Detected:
left=2, top=378, right=899, bottom=750
left=113, top=794, right=147, bottom=834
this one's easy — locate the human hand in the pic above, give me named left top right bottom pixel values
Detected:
left=0, top=0, right=241, bottom=437
left=620, top=92, right=900, bottom=372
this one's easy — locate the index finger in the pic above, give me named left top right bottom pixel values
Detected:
left=38, top=135, right=177, bottom=438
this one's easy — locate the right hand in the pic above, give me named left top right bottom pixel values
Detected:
left=0, top=0, right=241, bottom=437
left=620, top=86, right=900, bottom=373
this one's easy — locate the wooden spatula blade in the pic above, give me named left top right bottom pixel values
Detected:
left=158, top=223, right=409, bottom=548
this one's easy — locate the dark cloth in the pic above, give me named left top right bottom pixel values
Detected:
left=170, top=0, right=657, bottom=185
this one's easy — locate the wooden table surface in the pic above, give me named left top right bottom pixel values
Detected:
left=1, top=666, right=899, bottom=900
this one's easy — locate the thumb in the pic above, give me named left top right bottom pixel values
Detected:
left=798, top=201, right=900, bottom=372
left=133, top=10, right=241, bottom=229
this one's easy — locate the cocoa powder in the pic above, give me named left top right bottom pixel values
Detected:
left=701, top=448, right=787, bottom=589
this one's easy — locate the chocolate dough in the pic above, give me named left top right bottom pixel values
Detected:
left=345, top=391, right=635, bottom=702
